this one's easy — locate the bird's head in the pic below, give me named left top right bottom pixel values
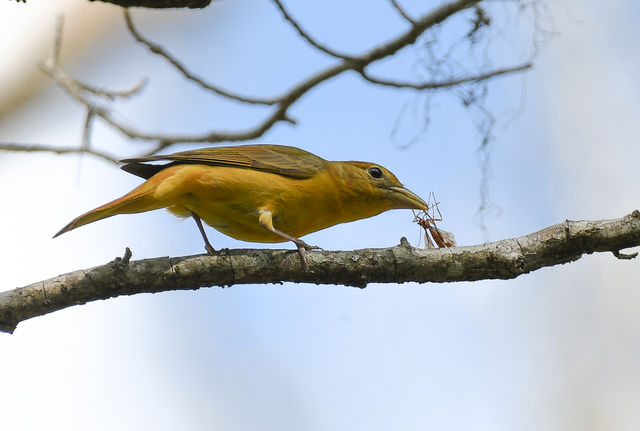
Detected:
left=332, top=161, right=429, bottom=220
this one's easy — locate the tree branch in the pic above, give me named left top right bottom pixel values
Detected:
left=88, top=0, right=211, bottom=8
left=73, top=77, right=147, bottom=101
left=271, top=0, right=355, bottom=60
left=32, top=0, right=507, bottom=155
left=2, top=211, right=638, bottom=334
left=123, top=10, right=277, bottom=105
left=360, top=62, right=533, bottom=90
left=0, top=143, right=119, bottom=164
left=389, top=0, right=416, bottom=24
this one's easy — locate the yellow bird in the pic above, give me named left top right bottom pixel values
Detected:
left=54, top=144, right=429, bottom=263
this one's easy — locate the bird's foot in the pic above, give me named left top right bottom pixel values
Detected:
left=292, top=239, right=320, bottom=269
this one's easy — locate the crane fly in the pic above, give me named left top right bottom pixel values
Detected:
left=413, top=192, right=456, bottom=248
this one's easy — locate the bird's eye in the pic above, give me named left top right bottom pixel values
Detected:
left=368, top=166, right=383, bottom=179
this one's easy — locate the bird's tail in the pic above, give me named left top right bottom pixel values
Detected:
left=53, top=179, right=165, bottom=238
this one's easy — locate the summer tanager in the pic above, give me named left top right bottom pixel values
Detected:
left=54, top=144, right=429, bottom=263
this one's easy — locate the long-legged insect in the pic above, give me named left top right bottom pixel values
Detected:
left=413, top=192, right=456, bottom=248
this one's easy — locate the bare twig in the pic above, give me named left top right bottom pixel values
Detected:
left=31, top=0, right=533, bottom=158
left=0, top=143, right=119, bottom=164
left=360, top=62, right=533, bottom=90
left=73, top=77, right=147, bottom=101
left=1, top=211, right=638, bottom=334
left=81, top=109, right=95, bottom=150
left=47, top=18, right=147, bottom=101
left=271, top=0, right=354, bottom=60
left=354, top=0, right=480, bottom=64
left=123, top=10, right=277, bottom=105
left=88, top=0, right=211, bottom=8
left=389, top=0, right=416, bottom=24
left=38, top=61, right=150, bottom=153
left=26, top=20, right=148, bottom=158
left=52, top=16, right=64, bottom=66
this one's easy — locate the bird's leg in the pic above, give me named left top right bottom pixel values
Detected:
left=190, top=211, right=215, bottom=255
left=258, top=210, right=319, bottom=267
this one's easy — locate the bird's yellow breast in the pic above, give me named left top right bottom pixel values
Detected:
left=154, top=164, right=350, bottom=242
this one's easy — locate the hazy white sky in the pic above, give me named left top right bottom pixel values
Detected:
left=1, top=1, right=639, bottom=430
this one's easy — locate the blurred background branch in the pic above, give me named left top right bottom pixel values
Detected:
left=1, top=0, right=534, bottom=161
left=88, top=0, right=211, bottom=8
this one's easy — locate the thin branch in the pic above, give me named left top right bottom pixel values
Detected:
left=271, top=0, right=354, bottom=60
left=38, top=60, right=153, bottom=143
left=0, top=143, right=119, bottom=164
left=1, top=211, right=639, bottom=334
left=10, top=0, right=527, bottom=162
left=360, top=62, right=533, bottom=90
left=52, top=16, right=64, bottom=67
left=42, top=50, right=331, bottom=146
left=74, top=77, right=147, bottom=101
left=355, top=0, right=480, bottom=65
left=81, top=109, right=95, bottom=150
left=76, top=0, right=483, bottom=147
left=51, top=14, right=143, bottom=104
left=23, top=0, right=502, bottom=158
left=87, top=0, right=211, bottom=8
left=389, top=0, right=416, bottom=24
left=123, top=10, right=278, bottom=105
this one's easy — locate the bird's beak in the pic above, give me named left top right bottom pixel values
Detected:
left=387, top=186, right=429, bottom=211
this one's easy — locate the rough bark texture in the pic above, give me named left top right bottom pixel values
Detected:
left=1, top=211, right=638, bottom=333
left=88, top=0, right=211, bottom=8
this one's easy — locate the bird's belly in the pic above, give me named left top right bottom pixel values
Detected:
left=162, top=165, right=341, bottom=243
left=169, top=201, right=286, bottom=243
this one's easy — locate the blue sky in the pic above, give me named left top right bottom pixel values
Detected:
left=1, top=1, right=639, bottom=430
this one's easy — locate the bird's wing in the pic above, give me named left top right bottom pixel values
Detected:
left=120, top=145, right=326, bottom=179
